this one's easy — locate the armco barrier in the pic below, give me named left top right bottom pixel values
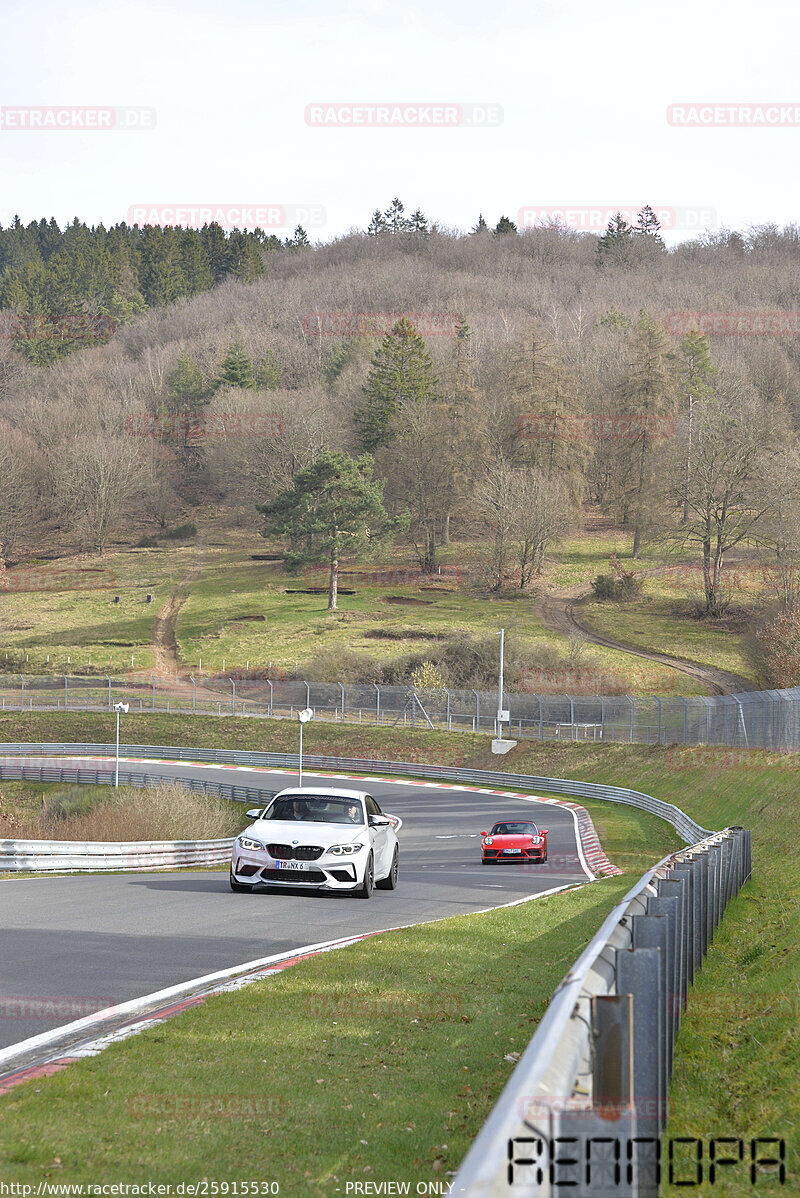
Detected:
left=0, top=742, right=711, bottom=842
left=0, top=765, right=275, bottom=872
left=452, top=826, right=752, bottom=1197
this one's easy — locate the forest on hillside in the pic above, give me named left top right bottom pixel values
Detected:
left=3, top=205, right=800, bottom=654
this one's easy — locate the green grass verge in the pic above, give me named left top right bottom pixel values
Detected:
left=0, top=716, right=796, bottom=1192
left=0, top=877, right=633, bottom=1190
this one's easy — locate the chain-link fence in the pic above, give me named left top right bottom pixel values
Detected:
left=1, top=673, right=799, bottom=749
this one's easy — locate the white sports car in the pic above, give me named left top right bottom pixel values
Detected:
left=229, top=786, right=401, bottom=899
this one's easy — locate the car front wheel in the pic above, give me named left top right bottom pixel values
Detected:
left=376, top=846, right=399, bottom=890
left=356, top=852, right=374, bottom=899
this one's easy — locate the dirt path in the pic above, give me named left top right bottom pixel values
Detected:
left=535, top=585, right=756, bottom=697
left=151, top=556, right=207, bottom=679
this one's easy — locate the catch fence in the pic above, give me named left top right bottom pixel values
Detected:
left=0, top=674, right=798, bottom=749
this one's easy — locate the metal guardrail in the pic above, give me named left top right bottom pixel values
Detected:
left=452, top=826, right=751, bottom=1197
left=0, top=764, right=275, bottom=872
left=0, top=742, right=712, bottom=843
left=2, top=673, right=800, bottom=747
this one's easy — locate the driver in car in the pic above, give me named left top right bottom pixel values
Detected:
left=345, top=803, right=361, bottom=823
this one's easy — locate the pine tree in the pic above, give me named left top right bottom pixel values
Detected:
left=471, top=214, right=489, bottom=234
left=635, top=205, right=665, bottom=249
left=367, top=210, right=386, bottom=236
left=408, top=208, right=429, bottom=234
left=494, top=215, right=518, bottom=236
left=597, top=212, right=633, bottom=263
left=217, top=341, right=255, bottom=390
left=355, top=317, right=439, bottom=452
left=616, top=310, right=678, bottom=556
left=257, top=450, right=407, bottom=611
left=384, top=198, right=410, bottom=234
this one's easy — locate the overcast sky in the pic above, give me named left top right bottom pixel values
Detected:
left=1, top=0, right=799, bottom=243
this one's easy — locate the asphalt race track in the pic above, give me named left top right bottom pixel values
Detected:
left=0, top=758, right=590, bottom=1050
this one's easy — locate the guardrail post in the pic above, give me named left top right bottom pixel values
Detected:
left=672, top=860, right=700, bottom=985
left=631, top=914, right=670, bottom=1130
left=658, top=875, right=688, bottom=1019
left=645, top=892, right=679, bottom=1073
left=616, top=945, right=664, bottom=1189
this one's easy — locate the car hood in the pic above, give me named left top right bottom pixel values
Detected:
left=243, top=819, right=366, bottom=846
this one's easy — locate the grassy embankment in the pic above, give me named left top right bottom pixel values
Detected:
left=0, top=529, right=763, bottom=694
left=0, top=713, right=795, bottom=1194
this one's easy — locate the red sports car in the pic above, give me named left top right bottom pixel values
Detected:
left=481, top=820, right=548, bottom=864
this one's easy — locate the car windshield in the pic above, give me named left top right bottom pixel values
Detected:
left=264, top=796, right=365, bottom=825
left=491, top=822, right=538, bottom=836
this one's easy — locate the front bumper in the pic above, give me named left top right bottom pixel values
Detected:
left=231, top=852, right=363, bottom=890
left=482, top=846, right=547, bottom=862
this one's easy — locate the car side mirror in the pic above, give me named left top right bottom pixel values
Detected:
left=245, top=808, right=264, bottom=819
left=369, top=815, right=390, bottom=827
left=480, top=831, right=487, bottom=837
left=540, top=829, right=548, bottom=835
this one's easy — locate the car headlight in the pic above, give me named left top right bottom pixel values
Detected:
left=327, top=843, right=364, bottom=855
left=484, top=837, right=493, bottom=846
left=238, top=836, right=264, bottom=851
left=531, top=836, right=543, bottom=844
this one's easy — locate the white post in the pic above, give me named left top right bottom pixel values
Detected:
left=497, top=627, right=505, bottom=735
left=115, top=707, right=120, bottom=788
left=299, top=718, right=303, bottom=786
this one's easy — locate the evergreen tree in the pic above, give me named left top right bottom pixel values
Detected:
left=408, top=208, right=429, bottom=234
left=217, top=340, right=255, bottom=390
left=635, top=205, right=665, bottom=249
left=384, top=198, right=410, bottom=234
left=257, top=450, right=406, bottom=611
left=616, top=310, right=678, bottom=556
left=355, top=317, right=439, bottom=452
left=597, top=212, right=633, bottom=263
left=494, top=215, right=518, bottom=235
left=471, top=214, right=489, bottom=234
left=367, top=209, right=386, bottom=236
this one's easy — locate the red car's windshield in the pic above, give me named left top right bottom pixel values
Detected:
left=490, top=822, right=538, bottom=836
